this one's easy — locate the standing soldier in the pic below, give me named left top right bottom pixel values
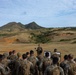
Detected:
left=36, top=48, right=43, bottom=75
left=51, top=49, right=61, bottom=63
left=68, top=54, right=76, bottom=75
left=44, top=57, right=64, bottom=75
left=42, top=52, right=52, bottom=74
left=60, top=55, right=69, bottom=75
left=17, top=52, right=22, bottom=60
left=8, top=50, right=18, bottom=60
left=1, top=52, right=11, bottom=66
left=36, top=44, right=43, bottom=56
left=0, top=54, right=10, bottom=75
left=26, top=52, right=30, bottom=59
left=28, top=50, right=37, bottom=75
left=21, top=53, right=34, bottom=75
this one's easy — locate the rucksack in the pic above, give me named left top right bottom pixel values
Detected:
left=18, top=61, right=30, bottom=75
left=49, top=66, right=60, bottom=75
left=68, top=62, right=76, bottom=75
left=8, top=60, right=20, bottom=75
left=36, top=56, right=43, bottom=71
left=28, top=56, right=36, bottom=67
left=18, top=60, right=27, bottom=75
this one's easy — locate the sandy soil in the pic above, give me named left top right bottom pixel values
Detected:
left=0, top=43, right=76, bottom=60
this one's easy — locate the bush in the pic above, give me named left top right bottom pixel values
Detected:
left=30, top=32, right=51, bottom=43
left=71, top=41, right=76, bottom=44
left=60, top=39, right=71, bottom=42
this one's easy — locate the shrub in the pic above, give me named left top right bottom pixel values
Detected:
left=60, top=39, right=71, bottom=42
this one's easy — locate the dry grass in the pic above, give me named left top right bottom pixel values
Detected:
left=0, top=43, right=76, bottom=60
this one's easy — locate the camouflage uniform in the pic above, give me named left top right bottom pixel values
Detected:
left=0, top=63, right=10, bottom=75
left=68, top=60, right=76, bottom=75
left=28, top=56, right=37, bottom=75
left=44, top=64, right=64, bottom=75
left=42, top=57, right=52, bottom=74
left=36, top=54, right=44, bottom=75
left=60, top=60, right=69, bottom=75
left=28, top=56, right=37, bottom=67
left=23, top=59, right=34, bottom=75
left=1, top=59, right=11, bottom=67
left=8, top=54, right=18, bottom=60
left=8, top=59, right=19, bottom=75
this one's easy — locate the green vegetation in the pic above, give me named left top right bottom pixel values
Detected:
left=0, top=22, right=76, bottom=44
left=0, top=33, right=17, bottom=37
left=30, top=31, right=51, bottom=43
left=71, top=41, right=76, bottom=44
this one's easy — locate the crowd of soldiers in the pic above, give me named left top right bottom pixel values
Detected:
left=0, top=45, right=76, bottom=75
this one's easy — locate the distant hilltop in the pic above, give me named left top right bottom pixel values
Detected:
left=0, top=21, right=76, bottom=31
left=0, top=22, right=44, bottom=31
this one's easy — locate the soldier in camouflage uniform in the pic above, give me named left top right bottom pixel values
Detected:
left=68, top=54, right=76, bottom=75
left=17, top=52, right=22, bottom=60
left=42, top=52, right=52, bottom=74
left=8, top=50, right=18, bottom=60
left=44, top=57, right=64, bottom=75
left=28, top=50, right=37, bottom=67
left=28, top=50, right=37, bottom=75
left=26, top=52, right=30, bottom=59
left=60, top=55, right=69, bottom=75
left=51, top=49, right=61, bottom=65
left=36, top=48, right=44, bottom=75
left=0, top=54, right=10, bottom=75
left=1, top=52, right=11, bottom=67
left=21, top=53, right=34, bottom=75
left=36, top=44, right=43, bottom=56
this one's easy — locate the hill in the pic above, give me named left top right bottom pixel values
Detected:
left=0, top=22, right=44, bottom=31
left=0, top=21, right=76, bottom=44
left=0, top=22, right=25, bottom=31
left=25, top=22, right=44, bottom=29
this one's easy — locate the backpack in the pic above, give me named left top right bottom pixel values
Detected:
left=28, top=56, right=36, bottom=67
left=18, top=60, right=27, bottom=75
left=49, top=66, right=60, bottom=75
left=36, top=56, right=43, bottom=71
left=18, top=61, right=30, bottom=75
left=68, top=62, right=76, bottom=75
left=60, top=62, right=69, bottom=75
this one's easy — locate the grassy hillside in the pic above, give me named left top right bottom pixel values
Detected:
left=0, top=22, right=76, bottom=44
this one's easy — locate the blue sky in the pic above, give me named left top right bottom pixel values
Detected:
left=0, top=0, right=76, bottom=27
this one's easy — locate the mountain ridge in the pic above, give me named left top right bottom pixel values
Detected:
left=0, top=21, right=44, bottom=31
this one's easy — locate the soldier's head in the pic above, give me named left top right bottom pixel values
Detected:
left=17, top=52, right=21, bottom=58
left=30, top=50, right=34, bottom=56
left=54, top=48, right=57, bottom=52
left=0, top=54, right=3, bottom=62
left=26, top=52, right=30, bottom=57
left=9, top=51, right=12, bottom=55
left=12, top=50, right=16, bottom=55
left=52, top=57, right=59, bottom=64
left=74, top=58, right=76, bottom=62
left=22, top=54, right=27, bottom=59
left=38, top=44, right=40, bottom=47
left=45, top=52, right=49, bottom=57
left=36, top=44, right=43, bottom=55
left=68, top=54, right=74, bottom=60
left=3, top=52, right=9, bottom=59
left=64, top=55, right=68, bottom=60
left=37, top=49, right=43, bottom=55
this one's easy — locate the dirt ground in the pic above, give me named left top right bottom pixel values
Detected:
left=0, top=43, right=76, bottom=60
